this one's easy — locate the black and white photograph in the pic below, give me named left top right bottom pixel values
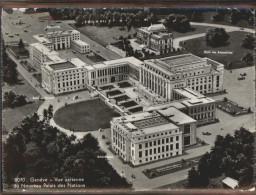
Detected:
left=1, top=4, right=256, bottom=193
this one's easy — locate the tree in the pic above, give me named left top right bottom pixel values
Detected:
left=47, top=104, right=53, bottom=121
left=75, top=15, right=84, bottom=27
left=204, top=28, right=229, bottom=47
left=164, top=14, right=191, bottom=33
left=242, top=34, right=255, bottom=49
left=241, top=53, right=254, bottom=64
left=188, top=167, right=200, bottom=188
left=18, top=39, right=24, bottom=49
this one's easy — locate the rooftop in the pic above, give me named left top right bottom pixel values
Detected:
left=31, top=43, right=58, bottom=55
left=49, top=61, right=76, bottom=70
left=113, top=111, right=179, bottom=136
left=147, top=24, right=166, bottom=32
left=33, top=35, right=52, bottom=44
left=173, top=88, right=205, bottom=100
left=72, top=39, right=89, bottom=46
left=84, top=57, right=143, bottom=71
left=158, top=107, right=196, bottom=125
left=222, top=177, right=239, bottom=189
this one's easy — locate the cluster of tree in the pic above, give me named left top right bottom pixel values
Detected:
left=24, top=8, right=37, bottom=14
left=188, top=127, right=254, bottom=188
left=211, top=9, right=226, bottom=22
left=2, top=41, right=19, bottom=84
left=3, top=109, right=131, bottom=189
left=229, top=9, right=255, bottom=26
left=3, top=90, right=27, bottom=108
left=112, top=37, right=142, bottom=58
left=242, top=34, right=255, bottom=49
left=3, top=8, right=13, bottom=14
left=163, top=14, right=191, bottom=33
left=204, top=28, right=230, bottom=47
left=241, top=53, right=254, bottom=65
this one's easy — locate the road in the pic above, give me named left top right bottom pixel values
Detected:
left=173, top=22, right=255, bottom=48
left=5, top=49, right=53, bottom=99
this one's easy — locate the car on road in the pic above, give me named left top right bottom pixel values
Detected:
left=240, top=73, right=247, bottom=76
left=14, top=33, right=19, bottom=36
left=72, top=50, right=77, bottom=53
left=240, top=27, right=244, bottom=30
left=24, top=29, right=28, bottom=32
left=202, top=132, right=212, bottom=136
left=56, top=21, right=62, bottom=23
left=9, top=35, right=14, bottom=38
left=5, top=32, right=9, bottom=35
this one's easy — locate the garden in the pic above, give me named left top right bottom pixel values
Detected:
left=54, top=98, right=120, bottom=131
left=216, top=97, right=252, bottom=116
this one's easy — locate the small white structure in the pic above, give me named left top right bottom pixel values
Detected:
left=222, top=177, right=239, bottom=189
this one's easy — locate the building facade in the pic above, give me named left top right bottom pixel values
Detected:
left=30, top=43, right=64, bottom=68
left=172, top=88, right=216, bottom=125
left=140, top=53, right=224, bottom=100
left=41, top=58, right=87, bottom=95
left=71, top=39, right=90, bottom=54
left=137, top=24, right=173, bottom=55
left=111, top=111, right=183, bottom=166
left=84, top=57, right=143, bottom=87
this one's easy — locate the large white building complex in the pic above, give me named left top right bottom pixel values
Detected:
left=111, top=105, right=198, bottom=165
left=136, top=24, right=173, bottom=55
left=41, top=58, right=87, bottom=94
left=140, top=53, right=224, bottom=98
left=30, top=30, right=90, bottom=69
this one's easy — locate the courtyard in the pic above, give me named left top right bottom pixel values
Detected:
left=53, top=98, right=120, bottom=131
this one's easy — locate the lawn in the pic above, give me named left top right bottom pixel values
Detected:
left=76, top=25, right=136, bottom=47
left=180, top=31, right=255, bottom=69
left=171, top=25, right=210, bottom=38
left=2, top=73, right=43, bottom=132
left=53, top=98, right=120, bottom=131
left=118, top=81, right=133, bottom=88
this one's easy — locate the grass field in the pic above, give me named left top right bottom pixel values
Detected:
left=171, top=25, right=210, bottom=38
left=180, top=31, right=255, bottom=69
left=54, top=98, right=120, bottom=131
left=76, top=25, right=136, bottom=47
left=2, top=73, right=42, bottom=132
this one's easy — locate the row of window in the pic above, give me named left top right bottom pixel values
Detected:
left=138, top=151, right=180, bottom=163
left=138, top=143, right=180, bottom=157
left=136, top=129, right=179, bottom=141
left=190, top=105, right=215, bottom=114
left=138, top=136, right=180, bottom=149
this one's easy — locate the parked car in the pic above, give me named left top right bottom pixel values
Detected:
left=238, top=76, right=245, bottom=80
left=240, top=73, right=247, bottom=76
left=24, top=29, right=28, bottom=32
left=5, top=32, right=9, bottom=35
left=14, top=33, right=19, bottom=36
left=9, top=35, right=14, bottom=38
left=72, top=50, right=76, bottom=53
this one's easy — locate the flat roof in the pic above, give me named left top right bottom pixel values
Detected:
left=222, top=177, right=238, bottom=189
left=113, top=111, right=178, bottom=136
left=160, top=53, right=203, bottom=67
left=132, top=116, right=169, bottom=129
left=73, top=39, right=89, bottom=46
left=146, top=101, right=186, bottom=111
left=85, top=57, right=143, bottom=71
left=158, top=107, right=196, bottom=125
left=31, top=43, right=58, bottom=55
left=49, top=61, right=76, bottom=70
left=33, top=35, right=52, bottom=44
left=173, top=88, right=205, bottom=99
